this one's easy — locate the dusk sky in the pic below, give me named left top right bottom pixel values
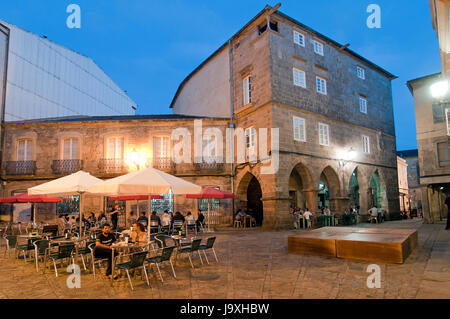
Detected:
left=0, top=0, right=441, bottom=151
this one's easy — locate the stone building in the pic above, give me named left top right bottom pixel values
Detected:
left=397, top=156, right=409, bottom=212
left=397, top=149, right=422, bottom=214
left=407, top=74, right=450, bottom=223
left=0, top=5, right=401, bottom=228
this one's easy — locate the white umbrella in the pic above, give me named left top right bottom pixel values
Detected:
left=28, top=171, right=103, bottom=233
left=88, top=167, right=202, bottom=240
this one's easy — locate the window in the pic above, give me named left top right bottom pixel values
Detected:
left=316, top=76, right=327, bottom=95
left=17, top=139, right=33, bottom=161
left=293, top=117, right=306, bottom=142
left=203, top=134, right=219, bottom=161
left=313, top=40, right=324, bottom=56
left=359, top=97, right=367, bottom=114
left=243, top=75, right=252, bottom=106
left=62, top=138, right=79, bottom=160
left=153, top=136, right=170, bottom=159
left=293, top=68, right=306, bottom=88
left=318, top=123, right=329, bottom=146
left=437, top=142, right=450, bottom=167
left=245, top=127, right=256, bottom=161
left=357, top=66, right=365, bottom=80
left=362, top=135, right=370, bottom=154
left=106, top=137, right=124, bottom=159
left=293, top=30, right=305, bottom=47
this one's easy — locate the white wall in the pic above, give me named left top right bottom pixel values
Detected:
left=172, top=47, right=230, bottom=118
left=0, top=20, right=136, bottom=121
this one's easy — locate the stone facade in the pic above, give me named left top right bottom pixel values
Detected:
left=407, top=73, right=450, bottom=224
left=0, top=6, right=401, bottom=228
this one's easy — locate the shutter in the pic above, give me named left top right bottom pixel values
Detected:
left=117, top=138, right=124, bottom=159
left=107, top=138, right=115, bottom=159
left=17, top=140, right=25, bottom=161
left=63, top=139, right=71, bottom=160
left=25, top=140, right=33, bottom=161
left=72, top=139, right=79, bottom=159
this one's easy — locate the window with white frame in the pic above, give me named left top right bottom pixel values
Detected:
left=106, top=137, right=124, bottom=159
left=359, top=96, right=367, bottom=114
left=17, top=139, right=33, bottom=161
left=313, top=40, right=324, bottom=56
left=316, top=76, right=327, bottom=95
left=293, top=30, right=305, bottom=47
left=62, top=138, right=79, bottom=160
left=243, top=75, right=252, bottom=106
left=357, top=66, right=365, bottom=80
left=362, top=135, right=370, bottom=154
left=293, top=116, right=306, bottom=142
left=153, top=136, right=170, bottom=159
left=245, top=127, right=257, bottom=161
left=318, top=123, right=329, bottom=146
left=293, top=68, right=306, bottom=88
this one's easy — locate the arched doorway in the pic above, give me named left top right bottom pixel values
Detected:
left=369, top=170, right=388, bottom=209
left=349, top=168, right=359, bottom=208
left=236, top=172, right=264, bottom=226
left=289, top=163, right=314, bottom=211
left=319, top=166, right=341, bottom=211
left=247, top=176, right=263, bottom=226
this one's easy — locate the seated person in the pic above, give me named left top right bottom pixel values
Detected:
left=368, top=206, right=379, bottom=222
left=323, top=206, right=331, bottom=216
left=161, top=211, right=171, bottom=227
left=94, top=224, right=118, bottom=279
left=235, top=209, right=246, bottom=221
left=196, top=210, right=205, bottom=230
left=127, top=211, right=137, bottom=228
left=130, top=222, right=147, bottom=243
left=150, top=211, right=161, bottom=226
left=137, top=211, right=148, bottom=227
left=173, top=211, right=185, bottom=223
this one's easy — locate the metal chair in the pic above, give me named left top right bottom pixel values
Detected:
left=88, top=243, right=110, bottom=279
left=33, top=239, right=50, bottom=272
left=171, top=220, right=184, bottom=234
left=4, top=235, right=17, bottom=258
left=77, top=239, right=96, bottom=271
left=17, top=238, right=40, bottom=263
left=175, top=238, right=203, bottom=268
left=149, top=220, right=160, bottom=234
left=186, top=220, right=197, bottom=235
left=47, top=243, right=75, bottom=277
left=198, top=237, right=218, bottom=264
left=145, top=246, right=176, bottom=282
left=116, top=251, right=150, bottom=291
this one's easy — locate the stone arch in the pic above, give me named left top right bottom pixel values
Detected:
left=317, top=165, right=341, bottom=212
left=235, top=171, right=264, bottom=226
left=348, top=166, right=360, bottom=208
left=288, top=162, right=315, bottom=211
left=368, top=169, right=388, bottom=212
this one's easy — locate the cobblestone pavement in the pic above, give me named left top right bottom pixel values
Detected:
left=0, top=219, right=448, bottom=299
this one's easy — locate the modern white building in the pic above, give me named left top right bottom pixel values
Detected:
left=0, top=20, right=136, bottom=122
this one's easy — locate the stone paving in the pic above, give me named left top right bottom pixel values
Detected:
left=0, top=219, right=449, bottom=299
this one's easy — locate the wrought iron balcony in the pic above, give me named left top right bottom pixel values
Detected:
left=51, top=159, right=83, bottom=174
left=98, top=158, right=126, bottom=174
left=152, top=157, right=175, bottom=172
left=5, top=161, right=36, bottom=175
left=194, top=161, right=225, bottom=172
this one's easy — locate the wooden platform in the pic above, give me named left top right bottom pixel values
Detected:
left=287, top=227, right=418, bottom=264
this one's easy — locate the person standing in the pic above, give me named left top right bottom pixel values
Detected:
left=110, top=205, right=120, bottom=230
left=445, top=195, right=450, bottom=230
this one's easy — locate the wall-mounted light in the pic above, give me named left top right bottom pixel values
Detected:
left=430, top=80, right=448, bottom=98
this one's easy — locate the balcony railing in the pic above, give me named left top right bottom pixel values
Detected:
left=5, top=161, right=36, bottom=175
left=194, top=161, right=225, bottom=172
left=51, top=159, right=83, bottom=174
left=152, top=157, right=175, bottom=172
left=98, top=158, right=126, bottom=174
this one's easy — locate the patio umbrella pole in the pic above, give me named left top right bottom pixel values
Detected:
left=79, top=191, right=84, bottom=236
left=147, top=195, right=151, bottom=241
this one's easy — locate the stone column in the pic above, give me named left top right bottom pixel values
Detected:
left=303, top=189, right=319, bottom=213
left=261, top=197, right=291, bottom=230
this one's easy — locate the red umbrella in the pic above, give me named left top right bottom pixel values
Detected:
left=108, top=194, right=164, bottom=201
left=0, top=193, right=62, bottom=203
left=184, top=187, right=235, bottom=199
left=185, top=188, right=234, bottom=233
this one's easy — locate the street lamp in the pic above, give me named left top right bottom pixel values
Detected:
left=128, top=148, right=146, bottom=171
left=430, top=80, right=448, bottom=98
left=338, top=148, right=357, bottom=167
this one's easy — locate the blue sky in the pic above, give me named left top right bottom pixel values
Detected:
left=0, top=0, right=441, bottom=151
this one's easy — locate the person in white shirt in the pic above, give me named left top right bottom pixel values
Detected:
left=369, top=206, right=378, bottom=217
left=303, top=208, right=313, bottom=220
left=161, top=211, right=171, bottom=227
left=323, top=206, right=331, bottom=216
